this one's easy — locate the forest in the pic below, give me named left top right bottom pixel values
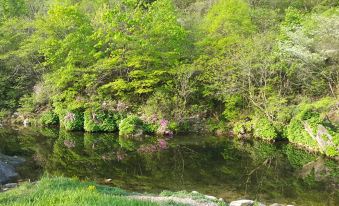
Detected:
left=0, top=0, right=338, bottom=157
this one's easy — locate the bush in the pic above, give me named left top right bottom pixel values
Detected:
left=252, top=117, right=278, bottom=140
left=233, top=117, right=278, bottom=140
left=119, top=115, right=144, bottom=137
left=84, top=109, right=121, bottom=132
left=59, top=110, right=84, bottom=131
left=40, top=111, right=59, bottom=126
left=207, top=119, right=230, bottom=135
left=143, top=123, right=159, bottom=134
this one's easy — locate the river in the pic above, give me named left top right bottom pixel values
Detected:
left=0, top=126, right=338, bottom=205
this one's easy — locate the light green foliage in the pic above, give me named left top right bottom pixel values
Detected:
left=84, top=109, right=121, bottom=132
left=201, top=0, right=255, bottom=51
left=252, top=117, right=278, bottom=140
left=36, top=4, right=95, bottom=69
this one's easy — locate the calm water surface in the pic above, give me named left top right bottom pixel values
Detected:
left=0, top=127, right=338, bottom=205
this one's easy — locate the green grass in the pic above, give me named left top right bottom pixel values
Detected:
left=0, top=177, right=186, bottom=206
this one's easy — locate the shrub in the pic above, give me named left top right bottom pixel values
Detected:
left=40, top=111, right=59, bottom=126
left=233, top=116, right=278, bottom=140
left=84, top=109, right=121, bottom=132
left=119, top=115, right=144, bottom=137
left=252, top=117, right=278, bottom=140
left=207, top=119, right=230, bottom=135
left=143, top=123, right=159, bottom=134
left=59, top=110, right=84, bottom=131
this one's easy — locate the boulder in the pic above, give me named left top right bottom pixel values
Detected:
left=0, top=161, right=18, bottom=184
left=230, top=200, right=265, bottom=206
left=0, top=154, right=25, bottom=166
left=0, top=154, right=25, bottom=184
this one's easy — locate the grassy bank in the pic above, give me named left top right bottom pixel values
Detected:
left=0, top=177, right=191, bottom=206
left=0, top=177, right=225, bottom=206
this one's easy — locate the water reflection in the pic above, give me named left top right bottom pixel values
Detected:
left=0, top=127, right=338, bottom=205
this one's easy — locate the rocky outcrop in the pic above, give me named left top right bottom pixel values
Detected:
left=0, top=154, right=25, bottom=184
left=303, top=122, right=338, bottom=154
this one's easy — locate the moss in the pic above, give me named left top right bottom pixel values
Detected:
left=84, top=109, right=121, bottom=132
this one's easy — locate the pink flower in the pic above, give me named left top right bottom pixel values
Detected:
left=158, top=139, right=168, bottom=149
left=160, top=119, right=168, bottom=127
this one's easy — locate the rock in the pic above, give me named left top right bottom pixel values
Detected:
left=4, top=183, right=17, bottom=188
left=230, top=200, right=265, bottom=206
left=0, top=161, right=18, bottom=184
left=104, top=179, right=112, bottom=183
left=0, top=154, right=25, bottom=184
left=270, top=204, right=283, bottom=206
left=0, top=154, right=25, bottom=166
left=205, top=195, right=217, bottom=200
left=191, top=191, right=199, bottom=194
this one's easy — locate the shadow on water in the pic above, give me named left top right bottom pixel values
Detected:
left=0, top=126, right=338, bottom=205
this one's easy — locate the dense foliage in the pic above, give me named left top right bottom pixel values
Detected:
left=0, top=0, right=338, bottom=155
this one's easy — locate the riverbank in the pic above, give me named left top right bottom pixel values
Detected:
left=0, top=177, right=226, bottom=206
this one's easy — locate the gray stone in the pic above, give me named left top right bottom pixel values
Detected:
left=4, top=183, right=18, bottom=188
left=0, top=153, right=25, bottom=184
left=205, top=195, right=217, bottom=200
left=0, top=154, right=25, bottom=166
left=230, top=200, right=266, bottom=206
left=0, top=161, right=18, bottom=184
